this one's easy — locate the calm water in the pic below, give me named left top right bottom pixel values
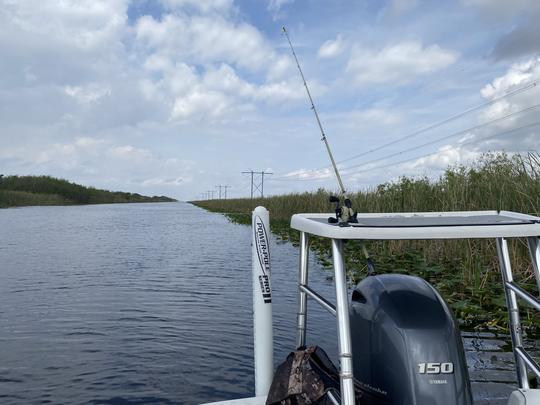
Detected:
left=0, top=202, right=536, bottom=404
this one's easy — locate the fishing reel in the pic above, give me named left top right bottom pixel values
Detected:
left=328, top=196, right=376, bottom=275
left=327, top=195, right=358, bottom=227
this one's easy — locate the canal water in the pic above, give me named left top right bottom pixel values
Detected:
left=0, top=202, right=537, bottom=404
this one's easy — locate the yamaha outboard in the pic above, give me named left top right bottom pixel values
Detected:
left=350, top=274, right=473, bottom=404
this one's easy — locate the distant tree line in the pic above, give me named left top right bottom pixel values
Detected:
left=0, top=175, right=176, bottom=208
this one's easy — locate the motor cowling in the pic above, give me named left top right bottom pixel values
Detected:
left=350, top=274, right=473, bottom=405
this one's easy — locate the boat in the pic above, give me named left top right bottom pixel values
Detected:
left=203, top=26, right=540, bottom=405
left=203, top=206, right=540, bottom=405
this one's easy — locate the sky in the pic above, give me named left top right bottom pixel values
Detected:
left=1, top=0, right=539, bottom=201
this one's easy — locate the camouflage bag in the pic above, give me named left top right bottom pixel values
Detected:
left=266, top=346, right=341, bottom=405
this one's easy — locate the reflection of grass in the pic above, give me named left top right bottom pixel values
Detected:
left=192, top=153, right=540, bottom=333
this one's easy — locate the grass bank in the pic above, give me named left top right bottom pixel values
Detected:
left=0, top=175, right=176, bottom=208
left=192, top=153, right=540, bottom=332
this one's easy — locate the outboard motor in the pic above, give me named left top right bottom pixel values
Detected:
left=350, top=274, right=473, bottom=405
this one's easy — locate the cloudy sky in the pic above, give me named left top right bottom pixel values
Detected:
left=1, top=0, right=539, bottom=200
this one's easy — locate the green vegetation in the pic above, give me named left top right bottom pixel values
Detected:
left=0, top=175, right=176, bottom=208
left=192, top=153, right=540, bottom=332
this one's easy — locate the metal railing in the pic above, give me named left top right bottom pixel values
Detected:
left=296, top=232, right=540, bottom=404
left=296, top=232, right=356, bottom=405
left=497, top=237, right=540, bottom=388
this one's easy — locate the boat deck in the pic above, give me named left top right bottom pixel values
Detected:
left=202, top=396, right=267, bottom=405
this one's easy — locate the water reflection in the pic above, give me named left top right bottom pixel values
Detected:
left=0, top=203, right=537, bottom=404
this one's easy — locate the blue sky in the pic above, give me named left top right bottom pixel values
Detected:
left=1, top=0, right=539, bottom=200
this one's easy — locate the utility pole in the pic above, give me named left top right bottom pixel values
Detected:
left=260, top=171, right=272, bottom=198
left=216, top=185, right=230, bottom=199
left=242, top=171, right=254, bottom=199
left=242, top=171, right=273, bottom=199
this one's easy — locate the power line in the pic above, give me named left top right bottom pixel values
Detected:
left=341, top=120, right=540, bottom=177
left=269, top=120, right=540, bottom=182
left=334, top=80, right=538, bottom=166
left=271, top=100, right=540, bottom=182
left=289, top=79, right=539, bottom=176
left=339, top=102, right=540, bottom=173
left=396, top=62, right=475, bottom=107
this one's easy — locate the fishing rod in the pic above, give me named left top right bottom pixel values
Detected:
left=282, top=26, right=375, bottom=273
left=282, top=26, right=346, bottom=196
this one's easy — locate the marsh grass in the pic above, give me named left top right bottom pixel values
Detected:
left=193, top=153, right=540, bottom=331
left=0, top=175, right=176, bottom=208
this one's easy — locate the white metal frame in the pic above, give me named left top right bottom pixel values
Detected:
left=292, top=211, right=540, bottom=405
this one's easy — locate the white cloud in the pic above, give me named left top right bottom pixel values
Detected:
left=109, top=145, right=154, bottom=161
left=312, top=58, right=539, bottom=186
left=266, top=55, right=293, bottom=81
left=142, top=59, right=302, bottom=120
left=2, top=135, right=195, bottom=194
left=268, top=0, right=293, bottom=11
left=2, top=0, right=301, bottom=129
left=171, top=89, right=232, bottom=120
left=141, top=177, right=184, bottom=186
left=281, top=168, right=333, bottom=180
left=385, top=0, right=419, bottom=16
left=202, top=64, right=255, bottom=97
left=150, top=64, right=289, bottom=120
left=143, top=54, right=174, bottom=72
left=318, top=35, right=345, bottom=59
left=135, top=14, right=274, bottom=72
left=346, top=108, right=402, bottom=127
left=267, top=0, right=293, bottom=19
left=479, top=56, right=540, bottom=126
left=346, top=40, right=458, bottom=86
left=405, top=145, right=480, bottom=171
left=1, top=0, right=127, bottom=51
left=65, top=83, right=111, bottom=104
left=133, top=12, right=302, bottom=120
left=461, top=0, right=539, bottom=18
left=7, top=0, right=537, bottom=199
left=342, top=146, right=481, bottom=185
left=481, top=58, right=539, bottom=99
left=32, top=136, right=109, bottom=167
left=73, top=137, right=107, bottom=148
left=31, top=138, right=155, bottom=167
left=160, top=0, right=233, bottom=13
left=254, top=81, right=305, bottom=103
